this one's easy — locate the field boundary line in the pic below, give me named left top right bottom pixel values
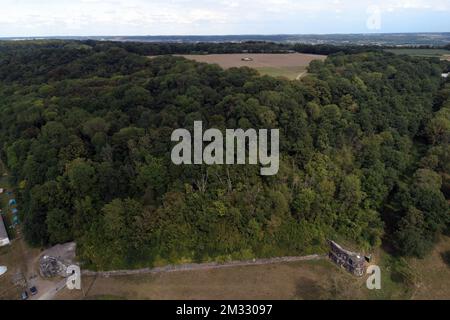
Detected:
left=82, top=254, right=326, bottom=277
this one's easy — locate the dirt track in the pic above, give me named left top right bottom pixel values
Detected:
left=83, top=254, right=325, bottom=278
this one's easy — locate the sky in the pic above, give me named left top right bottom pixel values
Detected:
left=0, top=0, right=449, bottom=37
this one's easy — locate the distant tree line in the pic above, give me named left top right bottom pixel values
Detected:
left=2, top=39, right=448, bottom=57
left=101, top=41, right=384, bottom=56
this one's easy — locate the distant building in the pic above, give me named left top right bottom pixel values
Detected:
left=328, top=240, right=366, bottom=277
left=442, top=73, right=449, bottom=78
left=0, top=215, right=10, bottom=246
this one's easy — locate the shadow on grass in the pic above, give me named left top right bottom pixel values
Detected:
left=440, top=251, right=450, bottom=267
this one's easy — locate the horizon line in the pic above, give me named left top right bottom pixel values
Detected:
left=2, top=31, right=450, bottom=39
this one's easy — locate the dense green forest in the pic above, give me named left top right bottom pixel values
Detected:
left=0, top=41, right=449, bottom=269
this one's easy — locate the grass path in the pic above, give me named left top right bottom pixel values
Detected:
left=296, top=70, right=308, bottom=80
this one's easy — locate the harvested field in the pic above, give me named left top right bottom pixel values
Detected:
left=177, top=53, right=327, bottom=80
left=178, top=53, right=326, bottom=69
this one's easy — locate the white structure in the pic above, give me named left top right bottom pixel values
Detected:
left=0, top=215, right=10, bottom=246
left=442, top=73, right=449, bottom=78
left=0, top=266, right=7, bottom=276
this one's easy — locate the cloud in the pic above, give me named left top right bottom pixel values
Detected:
left=0, top=0, right=448, bottom=36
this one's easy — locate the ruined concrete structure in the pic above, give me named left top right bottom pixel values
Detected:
left=38, top=242, right=77, bottom=278
left=39, top=255, right=69, bottom=278
left=328, top=240, right=367, bottom=277
left=0, top=215, right=10, bottom=246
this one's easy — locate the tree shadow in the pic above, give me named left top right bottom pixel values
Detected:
left=440, top=251, right=450, bottom=267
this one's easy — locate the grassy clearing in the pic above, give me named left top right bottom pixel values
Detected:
left=409, top=236, right=450, bottom=299
left=367, top=251, right=414, bottom=300
left=58, top=259, right=371, bottom=300
left=256, top=66, right=307, bottom=80
left=56, top=238, right=450, bottom=301
left=366, top=236, right=450, bottom=300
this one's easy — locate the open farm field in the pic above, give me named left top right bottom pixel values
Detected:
left=177, top=53, right=326, bottom=80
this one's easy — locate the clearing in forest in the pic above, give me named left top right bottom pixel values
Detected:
left=178, top=53, right=327, bottom=80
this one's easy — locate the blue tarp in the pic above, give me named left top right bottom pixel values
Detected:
left=8, top=199, right=16, bottom=206
left=12, top=208, right=18, bottom=214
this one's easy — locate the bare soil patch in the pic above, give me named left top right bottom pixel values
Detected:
left=178, top=53, right=326, bottom=69
left=149, top=53, right=327, bottom=80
